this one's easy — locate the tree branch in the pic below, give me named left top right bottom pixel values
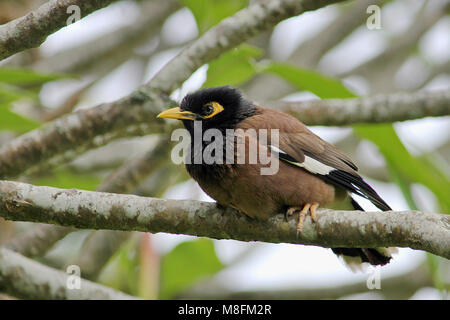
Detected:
left=68, top=230, right=131, bottom=280
left=97, top=136, right=171, bottom=194
left=69, top=139, right=174, bottom=280
left=339, top=1, right=450, bottom=80
left=0, top=92, right=176, bottom=179
left=0, top=181, right=448, bottom=259
left=244, top=0, right=387, bottom=101
left=180, top=263, right=434, bottom=299
left=270, top=89, right=450, bottom=125
left=0, top=0, right=345, bottom=179
left=0, top=247, right=139, bottom=299
left=140, top=0, right=345, bottom=94
left=5, top=223, right=74, bottom=257
left=291, top=0, right=386, bottom=69
left=31, top=0, right=180, bottom=75
left=0, top=0, right=120, bottom=61
left=3, top=137, right=172, bottom=270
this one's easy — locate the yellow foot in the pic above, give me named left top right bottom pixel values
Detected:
left=286, top=203, right=319, bottom=235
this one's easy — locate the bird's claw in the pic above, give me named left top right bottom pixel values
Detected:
left=286, top=203, right=319, bottom=237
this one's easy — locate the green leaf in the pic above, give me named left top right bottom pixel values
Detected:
left=0, top=106, right=40, bottom=132
left=0, top=67, right=70, bottom=86
left=182, top=0, right=248, bottom=34
left=159, top=238, right=223, bottom=299
left=0, top=83, right=38, bottom=104
left=31, top=168, right=101, bottom=191
left=204, top=44, right=262, bottom=88
left=266, top=62, right=450, bottom=212
left=0, top=87, right=25, bottom=104
left=387, top=165, right=419, bottom=210
left=353, top=124, right=450, bottom=212
left=261, top=62, right=356, bottom=99
left=0, top=69, right=67, bottom=133
left=98, top=235, right=140, bottom=295
left=426, top=254, right=446, bottom=293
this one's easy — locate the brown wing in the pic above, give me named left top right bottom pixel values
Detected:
left=279, top=131, right=358, bottom=174
left=239, top=106, right=358, bottom=174
left=238, top=106, right=391, bottom=211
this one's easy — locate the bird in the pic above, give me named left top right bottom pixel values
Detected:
left=157, top=86, right=395, bottom=267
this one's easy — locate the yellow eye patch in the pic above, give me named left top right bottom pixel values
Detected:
left=203, top=101, right=224, bottom=119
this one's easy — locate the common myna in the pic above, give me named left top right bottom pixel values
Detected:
left=157, top=86, right=394, bottom=266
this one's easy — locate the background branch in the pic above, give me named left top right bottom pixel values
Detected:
left=244, top=0, right=387, bottom=101
left=270, top=88, right=450, bottom=125
left=4, top=137, right=174, bottom=276
left=0, top=0, right=448, bottom=300
left=0, top=0, right=119, bottom=61
left=5, top=224, right=74, bottom=257
left=0, top=247, right=139, bottom=299
left=68, top=138, right=176, bottom=280
left=31, top=0, right=180, bottom=75
left=180, top=263, right=434, bottom=299
left=0, top=0, right=345, bottom=179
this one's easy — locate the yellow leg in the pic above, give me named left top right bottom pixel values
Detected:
left=296, top=204, right=310, bottom=233
left=310, top=202, right=319, bottom=223
left=295, top=202, right=320, bottom=234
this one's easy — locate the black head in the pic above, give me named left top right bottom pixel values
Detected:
left=157, top=86, right=256, bottom=132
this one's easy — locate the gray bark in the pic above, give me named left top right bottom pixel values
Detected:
left=0, top=0, right=119, bottom=60
left=0, top=181, right=449, bottom=259
left=0, top=248, right=139, bottom=299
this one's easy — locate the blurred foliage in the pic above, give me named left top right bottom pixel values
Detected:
left=99, top=235, right=141, bottom=295
left=203, top=49, right=449, bottom=293
left=0, top=102, right=39, bottom=132
left=202, top=45, right=449, bottom=213
left=0, top=68, right=98, bottom=191
left=182, top=0, right=248, bottom=34
left=0, top=67, right=70, bottom=132
left=30, top=168, right=101, bottom=191
left=354, top=124, right=450, bottom=212
left=99, top=236, right=223, bottom=299
left=159, top=238, right=223, bottom=299
left=246, top=61, right=449, bottom=291
left=0, top=0, right=448, bottom=300
left=0, top=67, right=67, bottom=85
left=387, top=165, right=419, bottom=211
left=256, top=62, right=450, bottom=214
left=261, top=62, right=356, bottom=99
left=426, top=254, right=447, bottom=293
left=204, top=44, right=262, bottom=88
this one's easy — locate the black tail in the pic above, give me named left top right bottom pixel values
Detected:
left=332, top=247, right=391, bottom=266
left=330, top=173, right=393, bottom=267
left=324, top=169, right=391, bottom=211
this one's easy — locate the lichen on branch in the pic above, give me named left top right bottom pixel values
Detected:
left=0, top=181, right=448, bottom=259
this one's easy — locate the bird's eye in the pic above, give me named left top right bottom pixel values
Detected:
left=203, top=104, right=214, bottom=116
left=202, top=102, right=224, bottom=119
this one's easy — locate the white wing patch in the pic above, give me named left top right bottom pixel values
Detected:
left=269, top=145, right=335, bottom=175
left=350, top=193, right=381, bottom=212
left=301, top=156, right=335, bottom=175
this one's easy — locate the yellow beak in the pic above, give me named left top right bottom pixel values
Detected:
left=157, top=107, right=196, bottom=121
